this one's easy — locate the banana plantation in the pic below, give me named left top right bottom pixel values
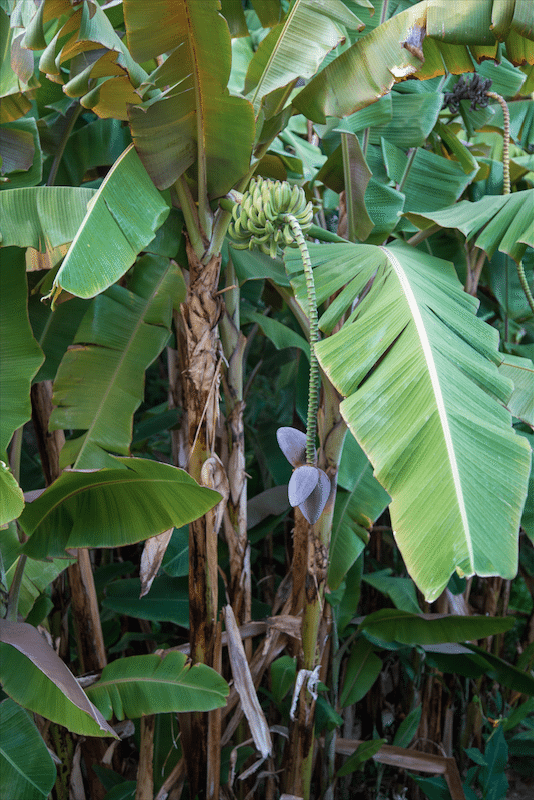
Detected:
left=1, top=1, right=534, bottom=799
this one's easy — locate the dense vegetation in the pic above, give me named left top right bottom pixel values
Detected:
left=1, top=1, right=533, bottom=799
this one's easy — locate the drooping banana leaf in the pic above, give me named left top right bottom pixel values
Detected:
left=124, top=0, right=256, bottom=195
left=0, top=249, right=44, bottom=458
left=86, top=652, right=229, bottom=720
left=244, top=0, right=365, bottom=117
left=20, top=457, right=221, bottom=560
left=48, top=145, right=170, bottom=299
left=0, top=620, right=117, bottom=738
left=405, top=189, right=534, bottom=264
left=49, top=254, right=185, bottom=469
left=22, top=0, right=147, bottom=120
left=0, top=698, right=56, bottom=800
left=285, top=241, right=532, bottom=601
left=293, top=0, right=534, bottom=123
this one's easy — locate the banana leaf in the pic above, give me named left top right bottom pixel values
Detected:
left=102, top=575, right=189, bottom=628
left=23, top=0, right=147, bottom=120
left=293, top=0, right=534, bottom=123
left=0, top=8, right=38, bottom=124
left=328, top=433, right=390, bottom=590
left=499, top=354, right=534, bottom=425
left=29, top=295, right=90, bottom=384
left=285, top=242, right=532, bottom=601
left=0, top=249, right=43, bottom=458
left=125, top=0, right=255, bottom=195
left=0, top=699, right=56, bottom=800
left=20, top=457, right=221, bottom=559
left=49, top=144, right=170, bottom=299
left=6, top=552, right=74, bottom=620
left=86, top=652, right=229, bottom=720
left=340, top=639, right=382, bottom=707
left=244, top=0, right=365, bottom=116
left=362, top=570, right=421, bottom=614
left=406, top=189, right=534, bottom=263
left=0, top=186, right=96, bottom=249
left=0, top=116, right=41, bottom=189
left=359, top=608, right=515, bottom=646
left=0, top=619, right=117, bottom=737
left=0, top=463, right=24, bottom=526
left=49, top=255, right=184, bottom=469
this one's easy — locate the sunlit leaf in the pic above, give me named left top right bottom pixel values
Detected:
left=86, top=651, right=229, bottom=720
left=50, top=145, right=170, bottom=299
left=286, top=241, right=532, bottom=601
left=293, top=0, right=534, bottom=124
left=245, top=0, right=364, bottom=116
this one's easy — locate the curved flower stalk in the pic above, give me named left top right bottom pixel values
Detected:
left=227, top=178, right=330, bottom=523
left=444, top=74, right=534, bottom=315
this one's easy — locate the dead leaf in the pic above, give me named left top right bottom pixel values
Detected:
left=140, top=528, right=174, bottom=598
left=223, top=605, right=272, bottom=759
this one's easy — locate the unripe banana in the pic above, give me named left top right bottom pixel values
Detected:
left=227, top=177, right=313, bottom=257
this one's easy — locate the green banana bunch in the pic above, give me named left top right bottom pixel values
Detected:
left=227, top=177, right=313, bottom=257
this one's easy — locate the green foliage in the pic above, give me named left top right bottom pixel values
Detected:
left=1, top=1, right=533, bottom=798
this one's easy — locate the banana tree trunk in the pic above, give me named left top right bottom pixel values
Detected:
left=177, top=240, right=223, bottom=799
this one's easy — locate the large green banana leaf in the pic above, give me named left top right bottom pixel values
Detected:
left=124, top=0, right=255, bottom=195
left=244, top=0, right=365, bottom=116
left=285, top=242, right=532, bottom=601
left=293, top=0, right=534, bottom=123
left=86, top=652, right=229, bottom=720
left=0, top=249, right=43, bottom=458
left=20, top=458, right=221, bottom=560
left=0, top=699, right=56, bottom=800
left=49, top=255, right=184, bottom=469
left=49, top=144, right=170, bottom=299
left=0, top=620, right=116, bottom=738
left=405, top=189, right=534, bottom=264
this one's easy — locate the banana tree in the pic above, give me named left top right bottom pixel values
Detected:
left=1, top=1, right=533, bottom=799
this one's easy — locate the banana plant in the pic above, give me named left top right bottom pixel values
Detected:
left=1, top=1, right=533, bottom=799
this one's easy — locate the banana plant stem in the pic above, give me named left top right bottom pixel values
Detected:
left=284, top=214, right=320, bottom=466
